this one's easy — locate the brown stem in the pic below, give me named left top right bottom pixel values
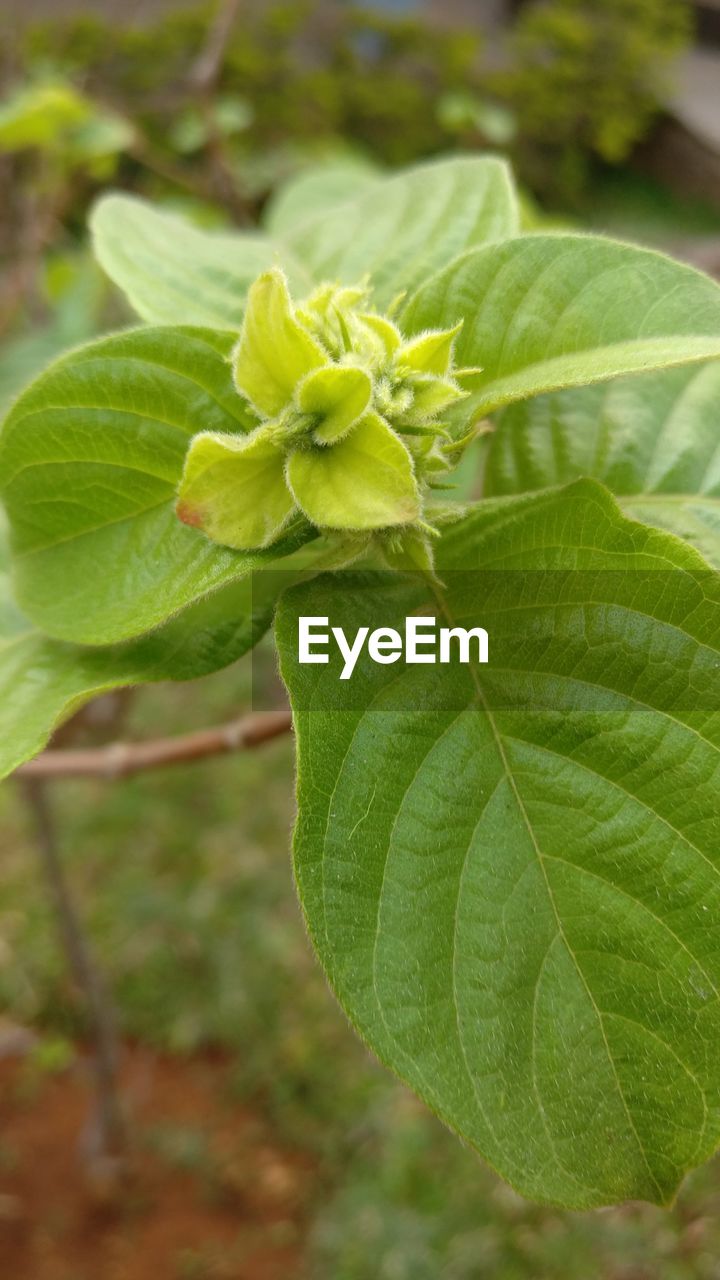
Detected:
left=189, top=0, right=242, bottom=94
left=188, top=0, right=253, bottom=224
left=17, top=708, right=293, bottom=781
left=19, top=777, right=126, bottom=1161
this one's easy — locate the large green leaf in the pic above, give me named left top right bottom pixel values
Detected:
left=402, top=235, right=720, bottom=419
left=284, top=155, right=520, bottom=309
left=277, top=479, right=720, bottom=1209
left=0, top=326, right=314, bottom=644
left=90, top=194, right=311, bottom=328
left=263, top=155, right=381, bottom=237
left=484, top=363, right=720, bottom=567
left=0, top=521, right=282, bottom=780
left=93, top=158, right=519, bottom=327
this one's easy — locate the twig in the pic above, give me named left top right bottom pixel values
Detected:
left=19, top=777, right=126, bottom=1162
left=189, top=0, right=242, bottom=94
left=17, top=708, right=293, bottom=781
left=187, top=0, right=252, bottom=223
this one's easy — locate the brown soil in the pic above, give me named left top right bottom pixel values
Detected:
left=0, top=1044, right=314, bottom=1280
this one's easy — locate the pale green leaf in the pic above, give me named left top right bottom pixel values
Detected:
left=277, top=479, right=720, bottom=1209
left=263, top=156, right=382, bottom=236
left=177, top=429, right=294, bottom=550
left=90, top=193, right=311, bottom=328
left=287, top=412, right=419, bottom=529
left=402, top=235, right=720, bottom=419
left=0, top=326, right=314, bottom=644
left=297, top=365, right=372, bottom=443
left=232, top=268, right=325, bottom=416
left=285, top=155, right=520, bottom=309
left=400, top=322, right=463, bottom=376
left=0, top=80, right=90, bottom=149
left=484, top=363, right=720, bottom=567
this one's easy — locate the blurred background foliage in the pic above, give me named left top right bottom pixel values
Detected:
left=0, top=0, right=716, bottom=405
left=4, top=2, right=720, bottom=1277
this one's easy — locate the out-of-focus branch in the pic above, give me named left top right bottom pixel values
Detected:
left=189, top=0, right=242, bottom=94
left=20, top=776, right=126, bottom=1171
left=16, top=708, right=293, bottom=781
left=188, top=0, right=252, bottom=223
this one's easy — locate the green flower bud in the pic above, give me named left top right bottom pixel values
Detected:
left=176, top=267, right=477, bottom=564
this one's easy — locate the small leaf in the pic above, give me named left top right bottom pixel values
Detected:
left=297, top=365, right=373, bottom=443
left=358, top=313, right=402, bottom=357
left=400, top=322, right=463, bottom=375
left=383, top=526, right=435, bottom=571
left=287, top=412, right=419, bottom=529
left=403, top=234, right=720, bottom=418
left=177, top=429, right=294, bottom=550
left=233, top=268, right=326, bottom=417
left=406, top=374, right=467, bottom=421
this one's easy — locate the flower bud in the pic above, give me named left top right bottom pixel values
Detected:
left=176, top=267, right=477, bottom=566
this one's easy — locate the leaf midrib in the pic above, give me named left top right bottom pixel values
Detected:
left=475, top=339, right=720, bottom=417
left=430, top=579, right=666, bottom=1201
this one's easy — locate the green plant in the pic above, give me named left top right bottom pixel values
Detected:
left=500, top=0, right=691, bottom=197
left=3, top=152, right=720, bottom=1212
left=0, top=78, right=134, bottom=178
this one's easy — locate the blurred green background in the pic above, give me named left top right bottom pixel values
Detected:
left=3, top=2, right=720, bottom=1277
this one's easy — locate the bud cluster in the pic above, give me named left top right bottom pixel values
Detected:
left=177, top=268, right=479, bottom=568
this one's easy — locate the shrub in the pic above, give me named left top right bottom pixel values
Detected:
left=499, top=0, right=692, bottom=198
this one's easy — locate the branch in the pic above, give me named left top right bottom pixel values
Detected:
left=20, top=776, right=126, bottom=1166
left=17, top=708, right=293, bottom=781
left=189, top=0, right=242, bottom=94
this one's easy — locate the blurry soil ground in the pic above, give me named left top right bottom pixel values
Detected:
left=0, top=1043, right=313, bottom=1280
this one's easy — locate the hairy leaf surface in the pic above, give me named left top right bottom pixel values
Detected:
left=403, top=236, right=720, bottom=418
left=0, top=326, right=315, bottom=643
left=278, top=479, right=720, bottom=1209
left=484, top=363, right=720, bottom=566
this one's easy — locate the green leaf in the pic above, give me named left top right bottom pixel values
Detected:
left=177, top=430, right=293, bottom=550
left=287, top=413, right=419, bottom=529
left=400, top=323, right=463, bottom=376
left=0, top=257, right=103, bottom=413
left=263, top=156, right=382, bottom=236
left=0, top=80, right=90, bottom=150
left=402, top=235, right=720, bottom=419
left=90, top=194, right=311, bottom=328
left=92, top=158, right=516, bottom=331
left=232, top=268, right=325, bottom=416
left=484, top=363, right=720, bottom=567
left=277, top=479, right=720, bottom=1209
left=297, top=365, right=372, bottom=443
left=0, top=518, right=281, bottom=781
left=0, top=326, right=314, bottom=644
left=285, top=155, right=520, bottom=309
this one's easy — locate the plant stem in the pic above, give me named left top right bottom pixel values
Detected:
left=17, top=707, right=293, bottom=781
left=19, top=776, right=126, bottom=1161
